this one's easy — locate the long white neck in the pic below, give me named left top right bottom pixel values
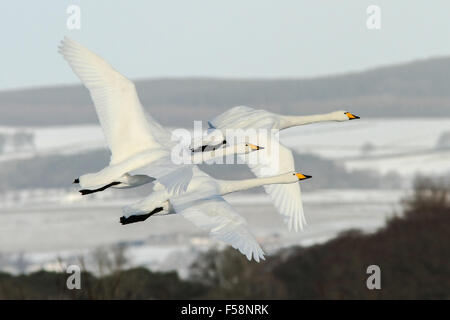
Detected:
left=279, top=112, right=339, bottom=130
left=218, top=175, right=292, bottom=195
left=191, top=145, right=245, bottom=163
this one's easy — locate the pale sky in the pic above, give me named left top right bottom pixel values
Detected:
left=1, top=0, right=450, bottom=90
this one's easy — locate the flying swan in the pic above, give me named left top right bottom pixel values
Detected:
left=121, top=166, right=312, bottom=262
left=192, top=106, right=360, bottom=231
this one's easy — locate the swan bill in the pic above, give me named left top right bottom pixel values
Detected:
left=296, top=173, right=312, bottom=180
left=345, top=112, right=360, bottom=120
left=248, top=143, right=264, bottom=150
left=73, top=178, right=79, bottom=184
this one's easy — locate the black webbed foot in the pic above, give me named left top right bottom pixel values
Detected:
left=120, top=207, right=164, bottom=225
left=78, top=181, right=121, bottom=195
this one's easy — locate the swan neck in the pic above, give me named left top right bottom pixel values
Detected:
left=219, top=175, right=288, bottom=195
left=280, top=113, right=336, bottom=129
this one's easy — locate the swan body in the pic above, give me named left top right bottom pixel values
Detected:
left=193, top=106, right=360, bottom=231
left=77, top=148, right=170, bottom=190
left=77, top=142, right=260, bottom=195
left=122, top=167, right=311, bottom=262
left=105, top=174, right=155, bottom=189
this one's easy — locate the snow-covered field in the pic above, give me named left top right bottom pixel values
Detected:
left=0, top=117, right=448, bottom=274
left=0, top=125, right=105, bottom=162
left=282, top=118, right=450, bottom=176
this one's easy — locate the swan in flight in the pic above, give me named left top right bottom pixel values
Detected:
left=192, top=106, right=360, bottom=231
left=121, top=166, right=312, bottom=262
left=74, top=142, right=261, bottom=195
left=59, top=37, right=261, bottom=195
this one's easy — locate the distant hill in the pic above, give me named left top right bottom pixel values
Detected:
left=2, top=56, right=450, bottom=127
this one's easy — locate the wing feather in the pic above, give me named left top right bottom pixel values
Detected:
left=247, top=141, right=306, bottom=231
left=59, top=37, right=161, bottom=164
left=211, top=106, right=306, bottom=231
left=130, top=162, right=194, bottom=195
left=173, top=196, right=265, bottom=262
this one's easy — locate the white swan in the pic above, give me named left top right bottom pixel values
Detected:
left=121, top=166, right=312, bottom=262
left=76, top=142, right=261, bottom=195
left=59, top=38, right=176, bottom=190
left=59, top=37, right=261, bottom=195
left=193, top=106, right=360, bottom=231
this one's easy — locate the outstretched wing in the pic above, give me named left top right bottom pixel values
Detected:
left=130, top=162, right=194, bottom=196
left=212, top=106, right=306, bottom=231
left=211, top=105, right=279, bottom=130
left=172, top=194, right=265, bottom=262
left=59, top=37, right=161, bottom=165
left=210, top=106, right=257, bottom=128
left=246, top=139, right=306, bottom=232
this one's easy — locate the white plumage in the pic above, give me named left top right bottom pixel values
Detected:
left=59, top=37, right=161, bottom=165
left=59, top=38, right=285, bottom=261
left=124, top=167, right=311, bottom=262
left=59, top=38, right=260, bottom=195
left=58, top=37, right=354, bottom=261
left=201, top=106, right=359, bottom=232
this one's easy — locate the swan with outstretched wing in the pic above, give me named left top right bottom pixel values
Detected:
left=194, top=106, right=360, bottom=231
left=121, top=166, right=312, bottom=262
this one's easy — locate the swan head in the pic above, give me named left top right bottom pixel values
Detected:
left=295, top=172, right=312, bottom=181
left=245, top=143, right=263, bottom=152
left=331, top=110, right=360, bottom=121
left=280, top=172, right=312, bottom=183
left=230, top=143, right=264, bottom=155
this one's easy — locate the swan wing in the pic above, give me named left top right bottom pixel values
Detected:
left=144, top=113, right=175, bottom=147
left=211, top=107, right=306, bottom=231
left=173, top=195, right=265, bottom=262
left=130, top=161, right=194, bottom=195
left=210, top=106, right=256, bottom=128
left=247, top=140, right=306, bottom=232
left=190, top=128, right=225, bottom=151
left=211, top=105, right=279, bottom=130
left=59, top=37, right=162, bottom=165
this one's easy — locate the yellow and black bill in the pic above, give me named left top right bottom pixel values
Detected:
left=345, top=112, right=360, bottom=120
left=296, top=173, right=312, bottom=180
